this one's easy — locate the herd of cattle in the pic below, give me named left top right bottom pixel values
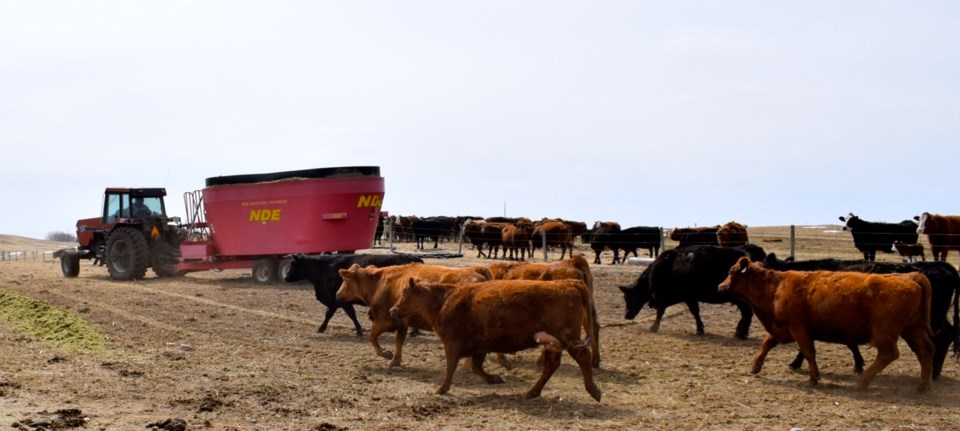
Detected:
left=281, top=212, right=960, bottom=400
left=377, top=215, right=750, bottom=265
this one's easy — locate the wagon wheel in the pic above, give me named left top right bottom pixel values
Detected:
left=252, top=258, right=278, bottom=284
left=105, top=227, right=150, bottom=280
left=60, top=250, right=80, bottom=278
left=277, top=256, right=294, bottom=285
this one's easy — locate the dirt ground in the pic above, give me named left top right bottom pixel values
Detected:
left=1, top=231, right=960, bottom=430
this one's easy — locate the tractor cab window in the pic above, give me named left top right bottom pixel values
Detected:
left=105, top=194, right=130, bottom=223
left=135, top=197, right=163, bottom=217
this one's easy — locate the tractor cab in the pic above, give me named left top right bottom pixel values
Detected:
left=103, top=188, right=169, bottom=223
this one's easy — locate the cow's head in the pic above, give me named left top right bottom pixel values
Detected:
left=619, top=267, right=652, bottom=320
left=718, top=256, right=753, bottom=294
left=283, top=255, right=306, bottom=283
left=839, top=213, right=859, bottom=231
left=336, top=264, right=364, bottom=302
left=916, top=212, right=930, bottom=234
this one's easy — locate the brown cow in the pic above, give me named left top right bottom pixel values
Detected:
left=480, top=222, right=510, bottom=259
left=717, top=221, right=749, bottom=247
left=531, top=221, right=574, bottom=260
left=336, top=263, right=492, bottom=367
left=893, top=241, right=926, bottom=263
left=462, top=219, right=488, bottom=258
left=916, top=212, right=960, bottom=262
left=501, top=221, right=534, bottom=261
left=489, top=254, right=600, bottom=367
left=719, top=257, right=934, bottom=392
left=388, top=278, right=601, bottom=401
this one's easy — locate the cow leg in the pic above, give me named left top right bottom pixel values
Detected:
left=469, top=353, right=504, bottom=384
left=791, top=344, right=863, bottom=374
left=751, top=334, right=780, bottom=374
left=685, top=301, right=705, bottom=335
left=438, top=350, right=461, bottom=395
left=788, top=351, right=805, bottom=371
left=591, top=307, right=601, bottom=368
left=341, top=305, right=364, bottom=337
left=568, top=339, right=602, bottom=402
left=734, top=302, right=753, bottom=340
left=610, top=249, right=619, bottom=265
left=593, top=250, right=602, bottom=265
left=368, top=319, right=394, bottom=360
left=849, top=344, right=865, bottom=374
left=650, top=307, right=665, bottom=333
left=791, top=330, right=820, bottom=385
left=525, top=350, right=562, bottom=399
left=902, top=326, right=935, bottom=392
left=318, top=306, right=338, bottom=333
left=858, top=340, right=899, bottom=390
left=389, top=326, right=409, bottom=367
left=932, top=324, right=957, bottom=379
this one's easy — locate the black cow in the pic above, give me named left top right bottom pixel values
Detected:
left=669, top=226, right=721, bottom=248
left=619, top=244, right=767, bottom=339
left=762, top=253, right=960, bottom=379
left=411, top=216, right=455, bottom=249
left=373, top=215, right=386, bottom=246
left=589, top=221, right=622, bottom=264
left=283, top=253, right=424, bottom=335
left=617, top=226, right=662, bottom=262
left=838, top=213, right=919, bottom=261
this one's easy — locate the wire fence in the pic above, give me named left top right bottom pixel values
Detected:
left=0, top=250, right=61, bottom=262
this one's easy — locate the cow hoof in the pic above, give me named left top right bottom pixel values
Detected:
left=750, top=363, right=763, bottom=374
left=917, top=384, right=931, bottom=393
left=488, top=375, right=504, bottom=385
left=379, top=351, right=394, bottom=360
left=317, top=326, right=326, bottom=333
left=436, top=387, right=450, bottom=395
left=355, top=331, right=364, bottom=337
left=524, top=390, right=542, bottom=400
left=587, top=386, right=602, bottom=402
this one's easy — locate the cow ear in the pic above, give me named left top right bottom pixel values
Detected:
left=737, top=257, right=750, bottom=273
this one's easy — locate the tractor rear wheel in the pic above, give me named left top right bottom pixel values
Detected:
left=151, top=240, right=183, bottom=278
left=106, top=227, right=150, bottom=280
left=252, top=258, right=278, bottom=284
left=60, top=250, right=80, bottom=278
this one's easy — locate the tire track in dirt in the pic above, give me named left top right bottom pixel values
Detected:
left=37, top=283, right=327, bottom=356
left=114, top=283, right=322, bottom=327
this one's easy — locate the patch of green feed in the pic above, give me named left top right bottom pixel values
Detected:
left=0, top=288, right=106, bottom=353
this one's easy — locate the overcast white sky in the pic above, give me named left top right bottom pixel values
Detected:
left=2, top=1, right=958, bottom=239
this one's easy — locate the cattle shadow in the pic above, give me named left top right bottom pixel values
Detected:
left=752, top=371, right=960, bottom=407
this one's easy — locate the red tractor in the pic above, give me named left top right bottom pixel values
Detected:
left=61, top=187, right=183, bottom=280
left=61, top=166, right=386, bottom=283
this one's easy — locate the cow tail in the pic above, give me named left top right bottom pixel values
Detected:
left=579, top=280, right=596, bottom=355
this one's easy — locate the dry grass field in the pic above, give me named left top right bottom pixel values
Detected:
left=1, top=226, right=959, bottom=430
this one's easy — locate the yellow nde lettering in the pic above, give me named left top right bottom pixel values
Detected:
left=357, top=194, right=383, bottom=208
left=357, top=195, right=371, bottom=208
left=250, top=209, right=282, bottom=222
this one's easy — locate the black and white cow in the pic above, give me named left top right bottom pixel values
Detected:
left=284, top=253, right=423, bottom=335
left=838, top=213, right=918, bottom=261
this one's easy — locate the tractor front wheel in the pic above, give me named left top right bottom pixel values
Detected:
left=106, top=227, right=150, bottom=280
left=60, top=250, right=80, bottom=278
